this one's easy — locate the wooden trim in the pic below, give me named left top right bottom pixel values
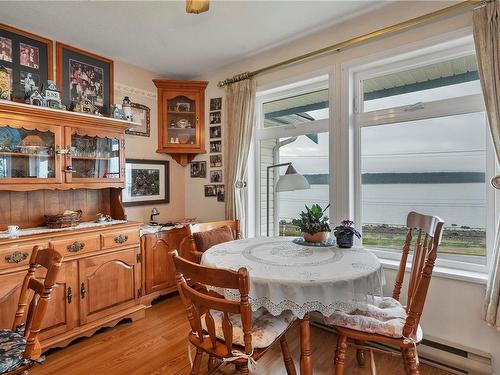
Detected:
left=55, top=41, right=114, bottom=107
left=0, top=182, right=125, bottom=191
left=0, top=23, right=54, bottom=80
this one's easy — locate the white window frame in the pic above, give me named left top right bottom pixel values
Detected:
left=350, top=34, right=497, bottom=274
left=253, top=73, right=331, bottom=237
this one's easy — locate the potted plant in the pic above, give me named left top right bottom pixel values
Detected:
left=292, top=204, right=331, bottom=243
left=334, top=220, right=361, bottom=248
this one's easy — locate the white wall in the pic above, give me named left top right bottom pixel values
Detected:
left=190, top=1, right=500, bottom=373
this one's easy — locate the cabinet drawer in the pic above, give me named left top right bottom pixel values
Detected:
left=50, top=235, right=100, bottom=256
left=0, top=242, right=48, bottom=271
left=101, top=229, right=139, bottom=250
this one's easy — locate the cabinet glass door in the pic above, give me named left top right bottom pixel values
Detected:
left=0, top=124, right=59, bottom=182
left=70, top=132, right=121, bottom=180
left=166, top=95, right=197, bottom=146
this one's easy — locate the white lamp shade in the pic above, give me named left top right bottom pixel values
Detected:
left=275, top=165, right=310, bottom=192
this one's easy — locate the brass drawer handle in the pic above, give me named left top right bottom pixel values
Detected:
left=67, top=241, right=85, bottom=252
left=5, top=251, right=29, bottom=264
left=114, top=234, right=129, bottom=244
left=67, top=286, right=73, bottom=304
left=80, top=283, right=86, bottom=299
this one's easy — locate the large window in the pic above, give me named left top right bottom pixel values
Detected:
left=355, top=48, right=492, bottom=270
left=256, top=77, right=330, bottom=236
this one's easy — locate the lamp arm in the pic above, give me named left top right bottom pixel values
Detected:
left=266, top=162, right=291, bottom=236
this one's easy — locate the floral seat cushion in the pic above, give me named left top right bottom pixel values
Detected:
left=202, top=308, right=295, bottom=349
left=325, top=296, right=423, bottom=341
left=0, top=329, right=28, bottom=373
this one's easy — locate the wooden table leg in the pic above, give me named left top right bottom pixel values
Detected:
left=300, top=313, right=313, bottom=375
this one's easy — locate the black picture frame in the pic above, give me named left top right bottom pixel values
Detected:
left=191, top=161, right=207, bottom=178
left=0, top=23, right=53, bottom=100
left=122, top=159, right=169, bottom=207
left=210, top=97, right=222, bottom=111
left=126, top=102, right=151, bottom=137
left=56, top=42, right=114, bottom=114
left=204, top=184, right=218, bottom=197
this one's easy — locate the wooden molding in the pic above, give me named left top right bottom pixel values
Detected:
left=115, top=83, right=156, bottom=99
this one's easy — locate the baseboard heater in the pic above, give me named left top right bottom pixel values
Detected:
left=311, top=321, right=492, bottom=375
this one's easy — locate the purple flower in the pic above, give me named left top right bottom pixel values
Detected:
left=340, top=219, right=354, bottom=227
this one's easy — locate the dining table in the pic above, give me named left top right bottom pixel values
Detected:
left=201, top=236, right=385, bottom=375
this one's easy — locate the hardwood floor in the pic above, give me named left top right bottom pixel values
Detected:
left=31, top=294, right=452, bottom=375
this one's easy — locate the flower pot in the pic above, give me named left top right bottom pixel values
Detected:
left=336, top=233, right=354, bottom=248
left=303, top=231, right=329, bottom=243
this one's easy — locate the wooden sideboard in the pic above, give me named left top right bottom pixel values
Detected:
left=140, top=226, right=192, bottom=306
left=0, top=222, right=145, bottom=351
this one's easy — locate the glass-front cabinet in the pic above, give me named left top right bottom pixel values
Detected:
left=66, top=129, right=124, bottom=182
left=154, top=80, right=208, bottom=166
left=0, top=123, right=62, bottom=183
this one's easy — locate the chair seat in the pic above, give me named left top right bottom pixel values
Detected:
left=203, top=308, right=295, bottom=349
left=325, top=297, right=423, bottom=341
left=0, top=329, right=29, bottom=373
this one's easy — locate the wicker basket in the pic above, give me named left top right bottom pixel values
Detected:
left=44, top=210, right=82, bottom=229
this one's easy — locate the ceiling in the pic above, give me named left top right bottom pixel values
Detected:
left=1, top=1, right=390, bottom=78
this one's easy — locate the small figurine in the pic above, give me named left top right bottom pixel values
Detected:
left=29, top=87, right=44, bottom=106
left=110, top=105, right=127, bottom=120
left=122, top=96, right=133, bottom=121
left=74, top=97, right=97, bottom=114
left=43, top=80, right=65, bottom=110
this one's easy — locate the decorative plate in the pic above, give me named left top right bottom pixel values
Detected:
left=176, top=119, right=189, bottom=128
left=292, top=237, right=336, bottom=247
left=0, top=127, right=21, bottom=150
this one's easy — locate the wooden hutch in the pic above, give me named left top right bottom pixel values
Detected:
left=0, top=100, right=145, bottom=351
left=153, top=80, right=208, bottom=166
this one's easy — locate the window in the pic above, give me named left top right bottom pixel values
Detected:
left=256, top=77, right=330, bottom=237
left=355, top=47, right=493, bottom=271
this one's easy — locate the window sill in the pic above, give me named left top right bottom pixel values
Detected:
left=379, top=258, right=488, bottom=285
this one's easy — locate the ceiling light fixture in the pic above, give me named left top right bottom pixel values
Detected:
left=186, top=0, right=209, bottom=14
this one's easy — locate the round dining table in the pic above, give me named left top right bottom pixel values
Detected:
left=201, top=236, right=385, bottom=375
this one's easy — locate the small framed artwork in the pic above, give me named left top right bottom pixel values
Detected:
left=210, top=111, right=221, bottom=125
left=210, top=140, right=221, bottom=153
left=210, top=97, right=222, bottom=111
left=210, top=125, right=221, bottom=139
left=204, top=184, right=218, bottom=197
left=210, top=170, right=223, bottom=183
left=126, top=102, right=150, bottom=137
left=191, top=161, right=206, bottom=178
left=122, top=159, right=169, bottom=207
left=210, top=154, right=222, bottom=168
left=216, top=185, right=225, bottom=202
left=56, top=42, right=114, bottom=113
left=0, top=23, right=53, bottom=100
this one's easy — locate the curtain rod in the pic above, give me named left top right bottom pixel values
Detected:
left=217, top=0, right=487, bottom=88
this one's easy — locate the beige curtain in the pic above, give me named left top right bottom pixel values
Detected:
left=473, top=0, right=500, bottom=329
left=224, top=79, right=256, bottom=237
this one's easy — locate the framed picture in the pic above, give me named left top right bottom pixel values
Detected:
left=210, top=111, right=221, bottom=125
left=210, top=140, right=221, bottom=153
left=56, top=42, right=114, bottom=113
left=191, top=161, right=206, bottom=178
left=210, top=170, right=222, bottom=183
left=210, top=97, right=222, bottom=111
left=204, top=184, right=217, bottom=197
left=210, top=125, right=221, bottom=139
left=122, top=159, right=169, bottom=207
left=126, top=102, right=150, bottom=137
left=0, top=23, right=53, bottom=100
left=210, top=154, right=222, bottom=168
left=216, top=185, right=225, bottom=202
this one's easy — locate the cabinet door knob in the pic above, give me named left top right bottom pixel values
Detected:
left=67, top=241, right=85, bottom=252
left=114, top=234, right=129, bottom=244
left=5, top=251, right=29, bottom=264
left=67, top=286, right=73, bottom=304
left=80, top=283, right=86, bottom=298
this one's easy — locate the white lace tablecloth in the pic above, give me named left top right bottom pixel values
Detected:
left=201, top=237, right=385, bottom=319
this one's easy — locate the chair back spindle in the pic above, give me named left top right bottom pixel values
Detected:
left=170, top=250, right=253, bottom=356
left=12, top=246, right=63, bottom=360
left=391, top=212, right=444, bottom=339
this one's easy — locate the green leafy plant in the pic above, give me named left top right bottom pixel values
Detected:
left=292, top=204, right=331, bottom=235
left=334, top=219, right=361, bottom=238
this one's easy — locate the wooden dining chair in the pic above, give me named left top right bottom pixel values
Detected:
left=326, top=211, right=444, bottom=375
left=179, top=220, right=241, bottom=263
left=170, top=250, right=297, bottom=375
left=0, top=246, right=63, bottom=375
